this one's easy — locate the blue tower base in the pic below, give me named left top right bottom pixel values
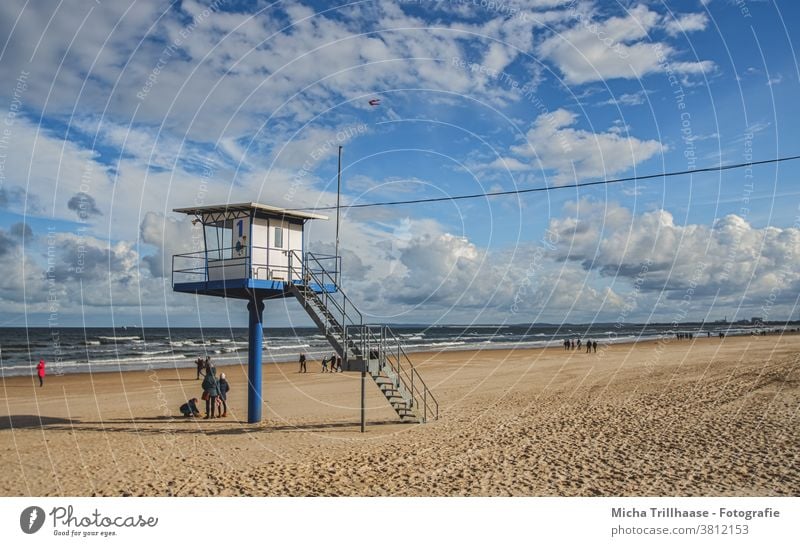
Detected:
left=247, top=298, right=265, bottom=424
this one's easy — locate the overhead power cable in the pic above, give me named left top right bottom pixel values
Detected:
left=291, top=154, right=800, bottom=212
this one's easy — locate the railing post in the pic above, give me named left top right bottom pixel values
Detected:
left=411, top=369, right=414, bottom=409
left=424, top=387, right=428, bottom=424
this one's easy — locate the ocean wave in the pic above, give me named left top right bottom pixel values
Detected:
left=136, top=350, right=176, bottom=356
left=98, top=336, right=141, bottom=342
left=265, top=343, right=311, bottom=350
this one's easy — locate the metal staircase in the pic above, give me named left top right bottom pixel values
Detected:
left=286, top=251, right=438, bottom=423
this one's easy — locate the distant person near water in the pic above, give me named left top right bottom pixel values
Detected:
left=201, top=363, right=219, bottom=419
left=321, top=356, right=329, bottom=372
left=36, top=359, right=45, bottom=387
left=217, top=372, right=230, bottom=418
left=299, top=353, right=307, bottom=373
left=586, top=340, right=592, bottom=353
left=592, top=340, right=598, bottom=353
left=564, top=339, right=570, bottom=351
left=180, top=398, right=200, bottom=417
left=195, top=356, right=206, bottom=380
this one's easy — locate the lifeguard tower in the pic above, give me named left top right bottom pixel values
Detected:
left=172, top=202, right=438, bottom=427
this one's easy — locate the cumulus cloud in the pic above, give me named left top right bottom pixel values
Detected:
left=9, top=222, right=33, bottom=239
left=498, top=108, right=663, bottom=183
left=67, top=192, right=103, bottom=219
left=663, top=12, right=709, bottom=37
left=140, top=212, right=198, bottom=278
left=48, top=233, right=138, bottom=285
left=538, top=5, right=715, bottom=84
left=549, top=198, right=800, bottom=308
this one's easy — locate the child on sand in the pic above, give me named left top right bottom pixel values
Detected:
left=180, top=398, right=201, bottom=417
left=36, top=360, right=46, bottom=387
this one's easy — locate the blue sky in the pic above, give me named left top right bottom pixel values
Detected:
left=0, top=0, right=798, bottom=327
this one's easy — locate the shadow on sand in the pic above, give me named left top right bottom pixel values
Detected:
left=0, top=414, right=78, bottom=430
left=0, top=414, right=403, bottom=435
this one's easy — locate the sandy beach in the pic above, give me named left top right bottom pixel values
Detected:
left=1, top=334, right=798, bottom=496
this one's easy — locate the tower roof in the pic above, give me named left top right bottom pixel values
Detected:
left=173, top=202, right=328, bottom=221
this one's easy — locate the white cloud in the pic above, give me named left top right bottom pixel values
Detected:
left=497, top=108, right=663, bottom=182
left=538, top=5, right=715, bottom=84
left=549, top=198, right=800, bottom=308
left=663, top=12, right=709, bottom=36
left=597, top=89, right=650, bottom=106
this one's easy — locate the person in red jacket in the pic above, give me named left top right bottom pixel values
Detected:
left=36, top=360, right=45, bottom=387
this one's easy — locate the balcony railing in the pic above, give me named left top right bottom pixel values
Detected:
left=172, top=246, right=340, bottom=287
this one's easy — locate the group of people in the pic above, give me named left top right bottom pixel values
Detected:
left=180, top=356, right=231, bottom=419
left=676, top=332, right=695, bottom=340
left=563, top=339, right=598, bottom=353
left=300, top=352, right=343, bottom=373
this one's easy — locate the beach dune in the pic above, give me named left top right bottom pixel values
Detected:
left=1, top=334, right=798, bottom=496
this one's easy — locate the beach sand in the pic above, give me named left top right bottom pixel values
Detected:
left=1, top=334, right=798, bottom=496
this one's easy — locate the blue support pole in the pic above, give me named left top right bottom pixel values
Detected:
left=247, top=298, right=265, bottom=423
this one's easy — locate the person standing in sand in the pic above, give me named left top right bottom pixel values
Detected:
left=321, top=356, right=329, bottom=373
left=299, top=352, right=307, bottom=373
left=201, top=364, right=219, bottom=419
left=36, top=359, right=46, bottom=387
left=217, top=373, right=230, bottom=418
left=592, top=340, right=598, bottom=353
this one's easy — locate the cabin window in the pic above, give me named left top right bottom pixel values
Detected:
left=274, top=226, right=284, bottom=248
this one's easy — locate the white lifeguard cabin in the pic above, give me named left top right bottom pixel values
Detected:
left=172, top=202, right=331, bottom=297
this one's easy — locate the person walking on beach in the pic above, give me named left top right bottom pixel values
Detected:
left=299, top=352, right=307, bottom=373
left=576, top=339, right=582, bottom=351
left=592, top=340, right=598, bottom=353
left=36, top=359, right=46, bottom=387
left=195, top=356, right=206, bottom=380
left=586, top=340, right=592, bottom=353
left=564, top=339, right=569, bottom=351
left=217, top=373, right=230, bottom=418
left=570, top=340, right=575, bottom=350
left=321, top=356, right=329, bottom=373
left=201, top=364, right=219, bottom=419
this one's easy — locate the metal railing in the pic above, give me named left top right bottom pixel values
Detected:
left=172, top=246, right=341, bottom=287
left=287, top=250, right=361, bottom=358
left=354, top=324, right=439, bottom=423
left=289, top=253, right=438, bottom=422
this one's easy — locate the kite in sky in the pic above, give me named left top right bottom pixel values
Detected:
left=368, top=98, right=380, bottom=106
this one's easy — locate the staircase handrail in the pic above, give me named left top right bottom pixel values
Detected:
left=358, top=324, right=439, bottom=422
left=384, top=325, right=439, bottom=422
left=287, top=250, right=365, bottom=363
